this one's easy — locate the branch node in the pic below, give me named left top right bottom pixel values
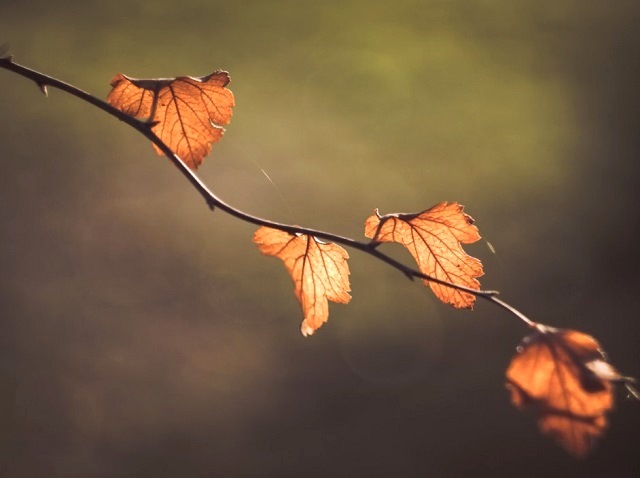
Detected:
left=366, top=240, right=381, bottom=249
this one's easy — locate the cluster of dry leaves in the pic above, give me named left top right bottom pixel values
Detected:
left=106, top=70, right=635, bottom=458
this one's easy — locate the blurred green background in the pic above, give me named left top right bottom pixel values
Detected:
left=1, top=0, right=639, bottom=476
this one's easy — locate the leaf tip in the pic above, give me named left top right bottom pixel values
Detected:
left=301, top=322, right=315, bottom=337
left=202, top=69, right=232, bottom=87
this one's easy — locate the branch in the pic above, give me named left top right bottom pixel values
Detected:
left=0, top=55, right=535, bottom=328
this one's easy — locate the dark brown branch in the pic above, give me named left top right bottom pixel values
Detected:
left=0, top=55, right=534, bottom=327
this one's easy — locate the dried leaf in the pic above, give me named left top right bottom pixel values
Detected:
left=107, top=71, right=234, bottom=169
left=506, top=326, right=621, bottom=458
left=254, top=227, right=351, bottom=336
left=364, top=201, right=483, bottom=308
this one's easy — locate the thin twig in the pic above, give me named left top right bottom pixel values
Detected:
left=0, top=56, right=534, bottom=327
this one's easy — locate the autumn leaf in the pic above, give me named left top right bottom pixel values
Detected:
left=364, top=202, right=483, bottom=308
left=107, top=71, right=234, bottom=169
left=506, top=325, right=623, bottom=458
left=253, top=227, right=351, bottom=336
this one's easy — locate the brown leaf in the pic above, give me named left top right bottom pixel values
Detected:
left=506, top=326, right=621, bottom=458
left=107, top=71, right=234, bottom=169
left=253, top=227, right=351, bottom=336
left=364, top=202, right=483, bottom=308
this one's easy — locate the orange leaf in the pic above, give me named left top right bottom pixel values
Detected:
left=253, top=227, right=351, bottom=336
left=506, top=326, right=621, bottom=458
left=364, top=202, right=483, bottom=308
left=107, top=71, right=234, bottom=169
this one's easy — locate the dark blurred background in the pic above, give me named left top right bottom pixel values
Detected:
left=1, top=1, right=639, bottom=476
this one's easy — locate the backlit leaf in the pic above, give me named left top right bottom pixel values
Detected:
left=107, top=71, right=234, bottom=169
left=253, top=227, right=351, bottom=336
left=364, top=202, right=483, bottom=308
left=506, top=326, right=622, bottom=458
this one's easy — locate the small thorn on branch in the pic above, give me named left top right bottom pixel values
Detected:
left=623, top=380, right=640, bottom=402
left=37, top=82, right=48, bottom=97
left=0, top=43, right=11, bottom=60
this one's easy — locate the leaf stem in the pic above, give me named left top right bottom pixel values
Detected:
left=0, top=56, right=535, bottom=328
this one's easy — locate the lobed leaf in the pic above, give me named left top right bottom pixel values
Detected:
left=506, top=326, right=623, bottom=458
left=253, top=227, right=351, bottom=336
left=107, top=71, right=234, bottom=169
left=364, top=201, right=483, bottom=308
